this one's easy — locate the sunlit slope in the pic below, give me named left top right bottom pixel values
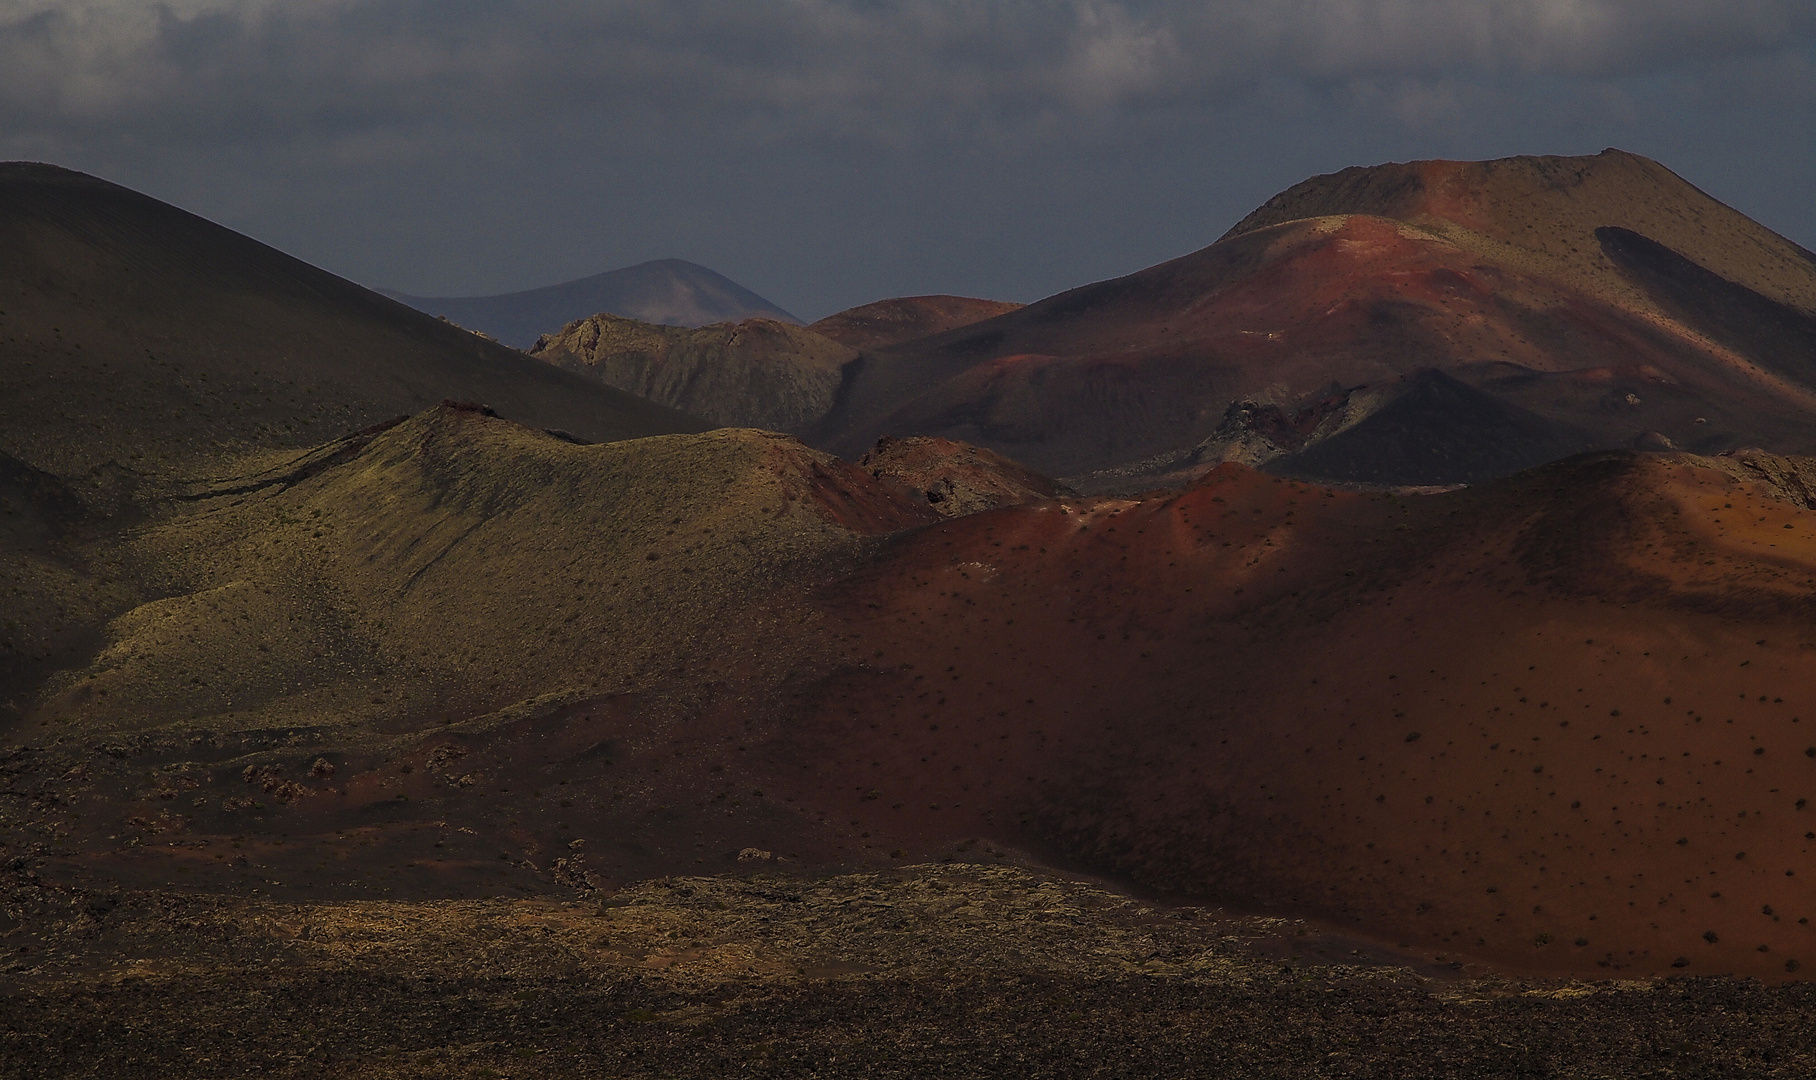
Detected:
left=12, top=400, right=1816, bottom=981
left=17, top=403, right=932, bottom=740
left=0, top=164, right=702, bottom=482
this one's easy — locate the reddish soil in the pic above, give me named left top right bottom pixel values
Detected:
left=738, top=453, right=1816, bottom=980
left=31, top=447, right=1816, bottom=982
left=16, top=409, right=1816, bottom=987
left=858, top=435, right=1069, bottom=516
left=809, top=295, right=1023, bottom=352
left=811, top=153, right=1816, bottom=484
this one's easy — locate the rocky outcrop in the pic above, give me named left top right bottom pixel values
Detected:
left=529, top=314, right=856, bottom=434
left=859, top=436, right=1069, bottom=517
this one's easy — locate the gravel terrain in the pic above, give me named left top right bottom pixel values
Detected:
left=4, top=862, right=1811, bottom=1079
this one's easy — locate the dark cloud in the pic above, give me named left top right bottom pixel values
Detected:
left=3, top=1, right=1812, bottom=317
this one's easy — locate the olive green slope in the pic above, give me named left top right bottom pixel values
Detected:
left=0, top=163, right=704, bottom=486
left=528, top=313, right=855, bottom=434
left=13, top=404, right=932, bottom=743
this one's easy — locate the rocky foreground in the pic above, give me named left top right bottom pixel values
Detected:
left=2, top=861, right=1811, bottom=1079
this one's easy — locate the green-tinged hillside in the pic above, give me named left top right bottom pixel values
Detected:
left=12, top=404, right=933, bottom=741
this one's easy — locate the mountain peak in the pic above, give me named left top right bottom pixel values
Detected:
left=384, top=259, right=799, bottom=348
left=1221, top=148, right=1816, bottom=317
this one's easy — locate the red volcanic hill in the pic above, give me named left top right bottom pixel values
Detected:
left=809, top=295, right=1024, bottom=351
left=13, top=394, right=1816, bottom=982
left=752, top=447, right=1816, bottom=980
left=810, top=150, right=1816, bottom=491
left=13, top=154, right=1816, bottom=995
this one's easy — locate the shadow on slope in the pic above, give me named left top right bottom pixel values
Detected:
left=0, top=164, right=701, bottom=484
left=1599, top=227, right=1816, bottom=390
left=1266, top=369, right=1596, bottom=486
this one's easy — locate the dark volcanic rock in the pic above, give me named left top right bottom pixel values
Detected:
left=859, top=435, right=1070, bottom=516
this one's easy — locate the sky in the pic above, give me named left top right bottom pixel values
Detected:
left=2, top=1, right=1813, bottom=321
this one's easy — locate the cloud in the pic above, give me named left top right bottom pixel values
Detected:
left=3, top=0, right=1809, bottom=316
left=3, top=0, right=1811, bottom=146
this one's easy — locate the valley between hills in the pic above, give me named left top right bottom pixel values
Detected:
left=5, top=150, right=1816, bottom=1076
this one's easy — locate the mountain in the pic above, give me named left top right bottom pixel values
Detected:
left=0, top=163, right=704, bottom=486
left=528, top=314, right=856, bottom=433
left=383, top=259, right=802, bottom=349
left=775, top=447, right=1816, bottom=979
left=12, top=151, right=1816, bottom=994
left=523, top=296, right=1027, bottom=435
left=1222, top=150, right=1816, bottom=315
left=0, top=163, right=703, bottom=718
left=804, top=150, right=1816, bottom=491
left=809, top=295, right=1024, bottom=351
left=10, top=396, right=1816, bottom=980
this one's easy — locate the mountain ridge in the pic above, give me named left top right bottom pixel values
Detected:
left=803, top=150, right=1816, bottom=490
left=384, top=259, right=801, bottom=349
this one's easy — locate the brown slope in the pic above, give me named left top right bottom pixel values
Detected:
left=527, top=313, right=855, bottom=433
left=13, top=397, right=1816, bottom=983
left=810, top=153, right=1816, bottom=489
left=1223, top=148, right=1816, bottom=317
left=0, top=402, right=939, bottom=895
left=752, top=450, right=1816, bottom=980
left=809, top=295, right=1024, bottom=351
left=0, top=163, right=704, bottom=485
left=858, top=435, right=1071, bottom=517
left=9, top=402, right=931, bottom=737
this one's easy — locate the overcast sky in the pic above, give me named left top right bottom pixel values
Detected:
left=3, top=0, right=1813, bottom=320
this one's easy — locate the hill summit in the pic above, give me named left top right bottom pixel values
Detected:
left=384, top=259, right=801, bottom=349
left=804, top=149, right=1816, bottom=492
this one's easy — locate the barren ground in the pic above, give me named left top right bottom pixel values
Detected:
left=4, top=861, right=1813, bottom=1079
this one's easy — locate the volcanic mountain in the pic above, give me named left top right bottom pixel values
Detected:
left=384, top=260, right=801, bottom=349
left=0, top=163, right=703, bottom=486
left=524, top=297, right=1028, bottom=435
left=807, top=150, right=1816, bottom=490
left=528, top=314, right=857, bottom=434
left=9, top=157, right=1816, bottom=993
left=7, top=387, right=1816, bottom=980
left=0, top=163, right=703, bottom=725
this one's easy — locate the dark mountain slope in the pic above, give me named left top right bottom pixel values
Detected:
left=0, top=164, right=704, bottom=484
left=1266, top=369, right=1597, bottom=486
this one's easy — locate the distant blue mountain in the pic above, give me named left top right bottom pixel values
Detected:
left=382, top=259, right=800, bottom=349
